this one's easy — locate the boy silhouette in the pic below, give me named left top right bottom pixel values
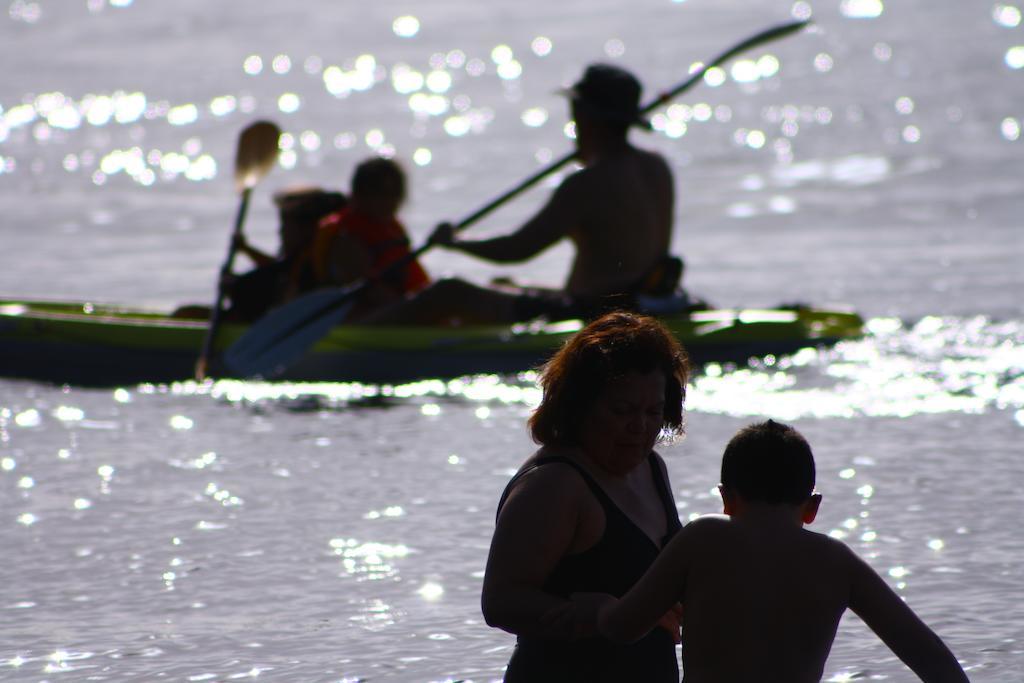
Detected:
left=578, top=420, right=969, bottom=682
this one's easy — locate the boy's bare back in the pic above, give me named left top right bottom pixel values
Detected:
left=599, top=509, right=968, bottom=682
left=673, top=513, right=858, bottom=681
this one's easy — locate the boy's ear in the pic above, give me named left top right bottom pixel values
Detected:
left=719, top=484, right=738, bottom=515
left=801, top=493, right=822, bottom=524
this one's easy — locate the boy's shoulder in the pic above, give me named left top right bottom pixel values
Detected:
left=681, top=514, right=733, bottom=541
left=684, top=515, right=860, bottom=561
left=686, top=513, right=731, bottom=530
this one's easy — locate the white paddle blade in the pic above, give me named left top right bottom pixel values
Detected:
left=223, top=288, right=356, bottom=378
left=234, top=121, right=281, bottom=193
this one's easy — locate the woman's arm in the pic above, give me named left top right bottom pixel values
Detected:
left=481, top=462, right=596, bottom=639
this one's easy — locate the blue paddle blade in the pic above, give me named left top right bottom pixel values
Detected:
left=223, top=287, right=357, bottom=378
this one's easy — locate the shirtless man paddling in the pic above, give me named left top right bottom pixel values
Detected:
left=366, top=64, right=677, bottom=325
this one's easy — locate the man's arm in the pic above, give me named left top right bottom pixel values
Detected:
left=847, top=549, right=969, bottom=682
left=439, top=175, right=583, bottom=263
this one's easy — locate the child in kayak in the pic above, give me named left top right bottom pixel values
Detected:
left=224, top=186, right=347, bottom=321
left=313, top=157, right=430, bottom=319
left=172, top=186, right=346, bottom=322
left=570, top=420, right=969, bottom=682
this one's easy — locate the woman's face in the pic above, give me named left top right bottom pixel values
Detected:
left=578, top=369, right=667, bottom=477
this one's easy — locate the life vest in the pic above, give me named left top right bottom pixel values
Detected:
left=313, top=208, right=430, bottom=294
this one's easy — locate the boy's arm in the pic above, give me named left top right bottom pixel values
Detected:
left=847, top=549, right=969, bottom=682
left=599, top=521, right=695, bottom=643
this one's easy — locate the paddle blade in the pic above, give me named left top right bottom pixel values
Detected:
left=223, top=288, right=357, bottom=378
left=234, top=120, right=281, bottom=193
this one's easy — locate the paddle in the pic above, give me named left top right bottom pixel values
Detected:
left=224, top=19, right=810, bottom=379
left=194, top=120, right=281, bottom=380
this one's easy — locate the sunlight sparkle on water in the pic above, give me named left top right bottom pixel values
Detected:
left=497, top=61, right=523, bottom=80
left=243, top=55, right=263, bottom=75
left=1006, top=46, right=1024, bottom=69
left=604, top=39, right=626, bottom=58
left=393, top=15, right=420, bottom=38
left=392, top=65, right=425, bottom=94
left=277, top=93, right=301, bottom=113
left=330, top=538, right=410, bottom=580
left=791, top=2, right=813, bottom=21
left=521, top=107, right=548, bottom=127
left=167, top=104, right=198, bottom=126
left=491, top=45, right=514, bottom=65
left=888, top=566, right=910, bottom=579
left=994, top=4, right=1022, bottom=27
left=350, top=599, right=396, bottom=632
left=426, top=70, right=453, bottom=93
left=703, top=67, right=726, bottom=87
left=196, top=317, right=1021, bottom=423
left=827, top=672, right=858, bottom=682
left=15, top=409, right=41, bottom=427
left=1002, top=117, right=1021, bottom=140
left=364, top=506, right=405, bottom=520
left=531, top=37, right=553, bottom=57
left=418, top=582, right=444, bottom=600
left=170, top=415, right=194, bottom=430
left=271, top=54, right=291, bottom=74
left=840, top=0, right=884, bottom=19
left=413, top=147, right=432, bottom=165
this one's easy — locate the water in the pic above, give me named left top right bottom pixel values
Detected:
left=2, top=0, right=1022, bottom=680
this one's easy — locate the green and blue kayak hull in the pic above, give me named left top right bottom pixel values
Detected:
left=0, top=299, right=864, bottom=386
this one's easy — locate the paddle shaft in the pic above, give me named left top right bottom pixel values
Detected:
left=195, top=187, right=253, bottom=378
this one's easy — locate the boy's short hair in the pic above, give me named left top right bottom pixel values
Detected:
left=721, top=420, right=815, bottom=505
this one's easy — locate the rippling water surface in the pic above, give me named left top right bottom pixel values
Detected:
left=2, top=0, right=1022, bottom=680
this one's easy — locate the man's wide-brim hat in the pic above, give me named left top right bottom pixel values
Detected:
left=563, top=64, right=649, bottom=128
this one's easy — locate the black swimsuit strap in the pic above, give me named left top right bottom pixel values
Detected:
left=497, top=454, right=676, bottom=536
left=496, top=455, right=607, bottom=520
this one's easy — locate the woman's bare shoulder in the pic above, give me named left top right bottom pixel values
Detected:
left=504, top=448, right=590, bottom=504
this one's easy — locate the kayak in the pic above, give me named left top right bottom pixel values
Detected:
left=0, top=298, right=864, bottom=386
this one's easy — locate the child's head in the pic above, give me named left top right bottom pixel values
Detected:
left=720, top=420, right=816, bottom=508
left=273, top=186, right=347, bottom=256
left=351, top=157, right=406, bottom=215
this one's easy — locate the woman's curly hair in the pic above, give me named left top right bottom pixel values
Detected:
left=528, top=311, right=690, bottom=446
